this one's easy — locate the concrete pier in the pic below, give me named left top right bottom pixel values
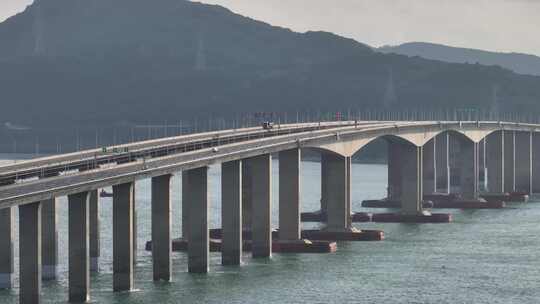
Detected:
left=422, top=139, right=436, bottom=195
left=0, top=208, right=14, bottom=289
left=221, top=160, right=242, bottom=266
left=401, top=145, right=423, bottom=215
left=182, top=172, right=189, bottom=240
left=248, top=154, right=272, bottom=258
left=152, top=175, right=172, bottom=281
left=515, top=132, right=532, bottom=193
left=346, top=157, right=352, bottom=228
left=478, top=138, right=487, bottom=192
left=19, top=202, right=42, bottom=304
left=435, top=133, right=450, bottom=193
left=41, top=198, right=58, bottom=280
left=241, top=161, right=253, bottom=230
left=279, top=149, right=301, bottom=241
left=387, top=142, right=403, bottom=200
left=459, top=139, right=479, bottom=199
left=533, top=133, right=540, bottom=193
left=323, top=153, right=350, bottom=231
left=504, top=131, right=516, bottom=193
left=89, top=190, right=100, bottom=272
left=68, top=192, right=90, bottom=303
left=132, top=184, right=138, bottom=267
left=320, top=155, right=329, bottom=215
left=448, top=134, right=461, bottom=193
left=487, top=131, right=504, bottom=193
left=113, top=182, right=134, bottom=292
left=186, top=167, right=210, bottom=273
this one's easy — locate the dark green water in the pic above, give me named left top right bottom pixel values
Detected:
left=1, top=159, right=539, bottom=303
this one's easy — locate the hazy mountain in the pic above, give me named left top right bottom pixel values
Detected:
left=1, top=0, right=540, bottom=152
left=378, top=42, right=540, bottom=76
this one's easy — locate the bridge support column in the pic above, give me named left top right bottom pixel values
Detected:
left=504, top=131, right=516, bottom=193
left=132, top=184, right=137, bottom=267
left=459, top=140, right=479, bottom=199
left=532, top=133, right=540, bottom=193
left=89, top=190, right=100, bottom=272
left=435, top=133, right=450, bottom=193
left=320, top=157, right=327, bottom=216
left=152, top=175, right=172, bottom=281
left=323, top=153, right=351, bottom=231
left=248, top=154, right=272, bottom=258
left=113, top=182, right=134, bottom=292
left=186, top=167, right=210, bottom=273
left=279, top=149, right=301, bottom=241
left=222, top=160, right=242, bottom=266
left=320, top=155, right=329, bottom=216
left=422, top=139, right=436, bottom=195
left=515, top=132, right=532, bottom=193
left=19, top=202, right=42, bottom=304
left=479, top=138, right=488, bottom=192
left=68, top=192, right=90, bottom=303
left=387, top=142, right=403, bottom=200
left=182, top=172, right=189, bottom=240
left=487, top=131, right=504, bottom=193
left=241, top=162, right=252, bottom=231
left=0, top=208, right=14, bottom=289
left=41, top=198, right=58, bottom=281
left=401, top=145, right=423, bottom=215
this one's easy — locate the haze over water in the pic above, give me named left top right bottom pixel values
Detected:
left=0, top=156, right=539, bottom=303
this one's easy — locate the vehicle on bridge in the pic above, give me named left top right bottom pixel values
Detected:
left=262, top=121, right=274, bottom=130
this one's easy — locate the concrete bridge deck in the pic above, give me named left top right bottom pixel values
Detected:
left=0, top=121, right=365, bottom=185
left=2, top=119, right=540, bottom=303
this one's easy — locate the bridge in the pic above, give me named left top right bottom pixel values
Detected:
left=1, top=120, right=539, bottom=303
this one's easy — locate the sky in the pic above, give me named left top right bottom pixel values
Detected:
left=1, top=0, right=540, bottom=56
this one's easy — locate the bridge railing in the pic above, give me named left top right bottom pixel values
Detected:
left=3, top=108, right=539, bottom=155
left=0, top=121, right=368, bottom=186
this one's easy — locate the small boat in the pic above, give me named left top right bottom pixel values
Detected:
left=100, top=189, right=113, bottom=198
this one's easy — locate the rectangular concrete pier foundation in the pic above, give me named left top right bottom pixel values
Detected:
left=0, top=208, right=14, bottom=289
left=323, top=153, right=350, bottom=231
left=89, top=190, right=100, bottom=272
left=113, top=182, right=134, bottom=292
left=248, top=154, right=272, bottom=258
left=487, top=131, right=504, bottom=193
left=221, top=160, right=243, bottom=266
left=422, top=139, right=436, bottom=195
left=68, top=192, right=90, bottom=303
left=151, top=175, right=172, bottom=281
left=515, top=132, right=532, bottom=193
left=401, top=145, right=423, bottom=215
left=435, top=133, right=450, bottom=193
left=460, top=140, right=479, bottom=199
left=41, top=198, right=58, bottom=281
left=19, top=202, right=42, bottom=304
left=186, top=167, right=210, bottom=273
left=504, top=131, right=516, bottom=193
left=279, top=149, right=301, bottom=241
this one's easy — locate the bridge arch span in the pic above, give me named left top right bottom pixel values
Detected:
left=310, top=133, right=421, bottom=158
left=422, top=128, right=496, bottom=145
